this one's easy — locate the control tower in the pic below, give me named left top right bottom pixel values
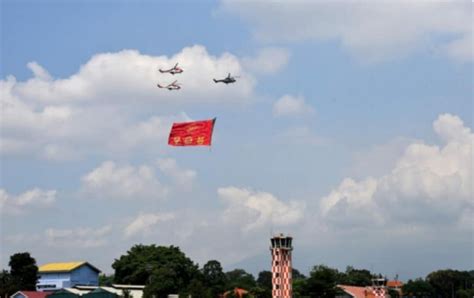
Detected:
left=371, top=277, right=388, bottom=297
left=270, top=234, right=293, bottom=298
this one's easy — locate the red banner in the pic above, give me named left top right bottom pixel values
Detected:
left=168, top=118, right=216, bottom=146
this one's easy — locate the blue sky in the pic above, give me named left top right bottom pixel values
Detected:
left=1, top=0, right=473, bottom=280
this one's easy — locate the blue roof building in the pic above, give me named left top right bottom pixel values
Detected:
left=37, top=262, right=101, bottom=291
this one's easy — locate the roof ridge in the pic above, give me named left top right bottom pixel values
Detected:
left=39, top=261, right=101, bottom=273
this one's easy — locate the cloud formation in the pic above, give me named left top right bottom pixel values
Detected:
left=273, top=94, right=314, bottom=117
left=81, top=161, right=168, bottom=200
left=0, top=45, right=257, bottom=160
left=218, top=186, right=305, bottom=232
left=320, top=113, right=473, bottom=227
left=157, top=158, right=197, bottom=190
left=0, top=188, right=57, bottom=215
left=12, top=45, right=255, bottom=104
left=45, top=225, right=112, bottom=248
left=124, top=212, right=175, bottom=238
left=81, top=158, right=197, bottom=200
left=219, top=1, right=473, bottom=63
left=243, top=47, right=290, bottom=75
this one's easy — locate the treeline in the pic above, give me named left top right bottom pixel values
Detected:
left=108, top=245, right=373, bottom=297
left=403, top=270, right=474, bottom=298
left=1, top=246, right=473, bottom=298
left=105, top=244, right=474, bottom=298
left=0, top=252, right=38, bottom=296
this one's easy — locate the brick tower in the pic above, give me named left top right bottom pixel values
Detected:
left=270, top=234, right=293, bottom=298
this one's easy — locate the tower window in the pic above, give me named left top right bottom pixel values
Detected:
left=276, top=273, right=280, bottom=277
left=275, top=261, right=279, bottom=265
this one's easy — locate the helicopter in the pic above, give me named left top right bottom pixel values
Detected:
left=157, top=80, right=181, bottom=90
left=213, top=73, right=239, bottom=84
left=159, top=63, right=183, bottom=75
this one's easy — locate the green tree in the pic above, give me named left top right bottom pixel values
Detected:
left=112, top=244, right=198, bottom=287
left=9, top=252, right=38, bottom=291
left=402, top=278, right=435, bottom=297
left=303, top=265, right=342, bottom=298
left=0, top=270, right=16, bottom=297
left=143, top=267, right=178, bottom=298
left=388, top=288, right=400, bottom=298
left=292, top=277, right=308, bottom=298
left=182, top=278, right=211, bottom=298
left=457, top=289, right=474, bottom=298
left=202, top=260, right=227, bottom=297
left=427, top=269, right=473, bottom=298
left=340, top=266, right=372, bottom=286
left=249, top=286, right=266, bottom=298
left=292, top=268, right=306, bottom=280
left=292, top=269, right=308, bottom=298
left=225, top=269, right=256, bottom=290
left=99, top=273, right=115, bottom=286
left=256, top=271, right=272, bottom=298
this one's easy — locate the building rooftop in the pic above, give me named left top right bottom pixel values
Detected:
left=110, top=285, right=145, bottom=289
left=12, top=291, right=51, bottom=298
left=39, top=262, right=100, bottom=273
left=338, top=285, right=368, bottom=298
left=387, top=280, right=403, bottom=288
left=66, top=285, right=144, bottom=298
left=271, top=233, right=292, bottom=239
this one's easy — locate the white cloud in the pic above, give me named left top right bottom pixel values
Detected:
left=319, top=113, right=473, bottom=227
left=1, top=76, right=75, bottom=149
left=12, top=45, right=255, bottom=104
left=1, top=75, right=122, bottom=159
left=349, top=137, right=417, bottom=179
left=243, top=47, right=290, bottom=74
left=124, top=212, right=175, bottom=238
left=219, top=1, right=473, bottom=63
left=115, top=113, right=191, bottom=155
left=2, top=225, right=113, bottom=271
left=27, top=61, right=52, bottom=81
left=276, top=126, right=329, bottom=146
left=81, top=161, right=168, bottom=200
left=42, top=143, right=80, bottom=161
left=1, top=77, right=189, bottom=159
left=157, top=158, right=197, bottom=190
left=273, top=94, right=314, bottom=117
left=433, top=113, right=472, bottom=144
left=0, top=188, right=56, bottom=215
left=45, top=225, right=112, bottom=248
left=320, top=177, right=377, bottom=216
left=1, top=45, right=257, bottom=160
left=81, top=158, right=197, bottom=200
left=218, top=186, right=304, bottom=232
left=319, top=177, right=382, bottom=227
left=440, top=31, right=473, bottom=63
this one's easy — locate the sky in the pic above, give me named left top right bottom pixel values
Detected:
left=0, top=0, right=473, bottom=281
